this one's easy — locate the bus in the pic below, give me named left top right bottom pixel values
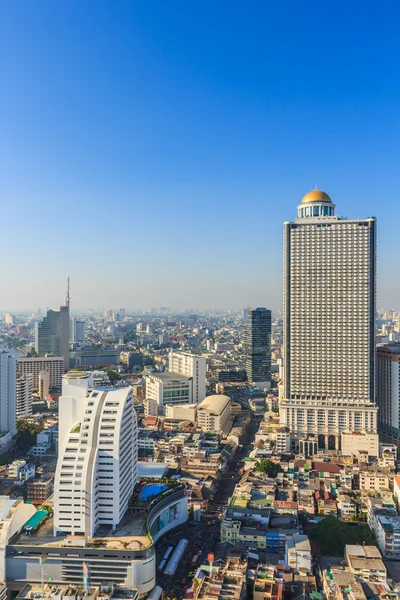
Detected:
left=162, top=546, right=174, bottom=562
left=158, top=559, right=167, bottom=571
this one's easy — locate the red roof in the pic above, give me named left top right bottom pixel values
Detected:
left=313, top=461, right=341, bottom=474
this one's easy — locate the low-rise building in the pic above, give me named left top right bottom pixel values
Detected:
left=375, top=513, right=400, bottom=558
left=359, top=471, right=390, bottom=492
left=27, top=477, right=53, bottom=504
left=341, top=432, right=379, bottom=458
left=285, top=534, right=311, bottom=573
left=345, top=545, right=386, bottom=583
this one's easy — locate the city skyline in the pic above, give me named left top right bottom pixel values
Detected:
left=1, top=2, right=400, bottom=310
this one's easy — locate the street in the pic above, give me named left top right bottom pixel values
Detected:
left=155, top=415, right=260, bottom=598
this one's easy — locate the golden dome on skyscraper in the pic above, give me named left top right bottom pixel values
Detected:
left=301, top=188, right=332, bottom=204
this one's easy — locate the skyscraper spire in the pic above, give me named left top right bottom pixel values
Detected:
left=65, top=277, right=70, bottom=308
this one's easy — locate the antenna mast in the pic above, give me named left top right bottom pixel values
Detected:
left=65, top=277, right=70, bottom=308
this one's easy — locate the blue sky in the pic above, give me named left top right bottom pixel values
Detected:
left=1, top=1, right=399, bottom=311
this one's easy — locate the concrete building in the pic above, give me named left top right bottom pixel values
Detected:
left=17, top=356, right=64, bottom=392
left=375, top=513, right=400, bottom=558
left=0, top=497, right=36, bottom=584
left=26, top=478, right=53, bottom=504
left=35, top=300, right=69, bottom=371
left=69, top=347, right=119, bottom=368
left=165, top=404, right=198, bottom=422
left=0, top=350, right=17, bottom=437
left=38, top=370, right=50, bottom=400
left=54, top=372, right=138, bottom=537
left=15, top=373, right=32, bottom=419
left=145, top=372, right=192, bottom=415
left=285, top=534, right=312, bottom=572
left=377, top=344, right=400, bottom=450
left=341, top=432, right=379, bottom=457
left=168, top=351, right=206, bottom=404
left=345, top=545, right=386, bottom=582
left=244, top=308, right=272, bottom=388
left=281, top=189, right=377, bottom=451
left=70, top=318, right=85, bottom=343
left=197, top=394, right=231, bottom=433
left=359, top=471, right=390, bottom=492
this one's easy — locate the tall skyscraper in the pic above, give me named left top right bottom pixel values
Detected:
left=35, top=283, right=70, bottom=369
left=54, top=372, right=138, bottom=537
left=16, top=373, right=33, bottom=419
left=169, top=351, right=207, bottom=403
left=0, top=350, right=17, bottom=436
left=244, top=308, right=272, bottom=388
left=280, top=189, right=377, bottom=452
left=377, top=344, right=400, bottom=451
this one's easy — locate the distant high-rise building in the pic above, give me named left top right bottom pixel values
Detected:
left=70, top=317, right=85, bottom=343
left=16, top=373, right=33, bottom=419
left=244, top=308, right=272, bottom=388
left=243, top=306, right=250, bottom=320
left=169, top=351, right=206, bottom=404
left=377, top=344, right=400, bottom=451
left=35, top=285, right=70, bottom=369
left=54, top=372, right=138, bottom=537
left=17, top=356, right=64, bottom=392
left=0, top=350, right=17, bottom=436
left=4, top=313, right=14, bottom=326
left=280, top=189, right=377, bottom=452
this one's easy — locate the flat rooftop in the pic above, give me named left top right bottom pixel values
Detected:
left=147, top=372, right=191, bottom=382
left=12, top=511, right=150, bottom=551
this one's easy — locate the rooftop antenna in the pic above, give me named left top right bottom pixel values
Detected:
left=65, top=277, right=70, bottom=308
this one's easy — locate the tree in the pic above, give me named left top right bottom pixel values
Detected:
left=310, top=516, right=375, bottom=555
left=106, top=368, right=121, bottom=386
left=254, top=459, right=281, bottom=478
left=26, top=349, right=38, bottom=358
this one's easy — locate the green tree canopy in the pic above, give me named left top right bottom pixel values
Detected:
left=254, top=458, right=281, bottom=478
left=310, top=517, right=376, bottom=555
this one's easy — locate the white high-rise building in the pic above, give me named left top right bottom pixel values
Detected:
left=0, top=350, right=17, bottom=436
left=16, top=373, right=33, bottom=419
left=54, top=372, right=138, bottom=537
left=377, top=344, right=400, bottom=451
left=280, top=189, right=377, bottom=452
left=169, top=351, right=206, bottom=404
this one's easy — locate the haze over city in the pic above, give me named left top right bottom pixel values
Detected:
left=1, top=1, right=400, bottom=310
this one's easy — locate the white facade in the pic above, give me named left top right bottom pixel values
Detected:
left=341, top=432, right=379, bottom=457
left=197, top=394, right=231, bottom=433
left=0, top=350, right=16, bottom=436
left=165, top=404, right=198, bottom=421
left=145, top=372, right=192, bottom=415
left=16, top=373, right=32, bottom=419
left=54, top=372, right=138, bottom=537
left=281, top=189, right=377, bottom=451
left=169, top=351, right=206, bottom=404
left=17, top=356, right=64, bottom=391
left=375, top=514, right=400, bottom=558
left=285, top=534, right=311, bottom=572
left=38, top=370, right=50, bottom=400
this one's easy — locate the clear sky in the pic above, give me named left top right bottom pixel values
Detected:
left=1, top=1, right=400, bottom=311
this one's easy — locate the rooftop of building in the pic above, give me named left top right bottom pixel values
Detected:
left=146, top=371, right=191, bottom=382
left=11, top=510, right=150, bottom=550
left=301, top=188, right=332, bottom=204
left=197, top=394, right=230, bottom=412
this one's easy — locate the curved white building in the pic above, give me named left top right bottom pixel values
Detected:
left=54, top=372, right=138, bottom=537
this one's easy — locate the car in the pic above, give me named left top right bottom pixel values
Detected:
left=198, top=549, right=203, bottom=555
left=207, top=521, right=211, bottom=525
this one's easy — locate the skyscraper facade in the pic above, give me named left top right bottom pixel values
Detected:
left=16, top=373, right=33, bottom=419
left=244, top=308, right=272, bottom=388
left=54, top=372, right=138, bottom=537
left=0, top=350, right=17, bottom=436
left=35, top=304, right=69, bottom=368
left=280, top=189, right=377, bottom=452
left=377, top=344, right=400, bottom=451
left=169, top=351, right=207, bottom=403
left=70, top=317, right=86, bottom=343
